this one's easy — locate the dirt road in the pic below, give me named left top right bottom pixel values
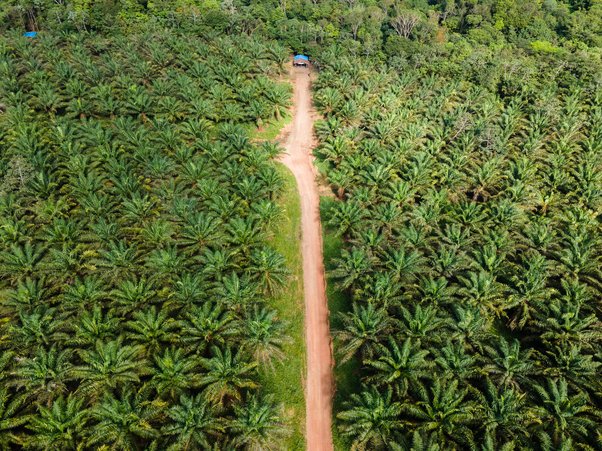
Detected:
left=278, top=67, right=334, bottom=451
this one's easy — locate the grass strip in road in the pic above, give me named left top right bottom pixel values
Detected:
left=260, top=163, right=306, bottom=450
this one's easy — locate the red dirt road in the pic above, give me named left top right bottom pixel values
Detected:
left=278, top=67, right=334, bottom=451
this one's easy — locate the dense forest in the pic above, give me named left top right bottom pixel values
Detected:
left=1, top=0, right=601, bottom=450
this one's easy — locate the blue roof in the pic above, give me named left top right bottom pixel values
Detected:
left=294, top=54, right=309, bottom=61
left=23, top=31, right=38, bottom=38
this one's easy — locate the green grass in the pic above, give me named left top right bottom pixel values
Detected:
left=251, top=113, right=292, bottom=142
left=260, top=163, right=306, bottom=450
left=320, top=196, right=359, bottom=451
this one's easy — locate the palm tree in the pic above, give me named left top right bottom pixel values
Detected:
left=507, top=252, right=554, bottom=329
left=144, top=246, right=186, bottom=284
left=449, top=305, right=493, bottom=351
left=0, top=387, right=29, bottom=451
left=328, top=201, right=366, bottom=237
left=457, top=271, right=505, bottom=315
left=212, top=272, right=259, bottom=310
left=229, top=394, right=288, bottom=450
left=125, top=306, right=178, bottom=356
left=67, top=305, right=120, bottom=347
left=483, top=338, right=536, bottom=389
left=94, top=241, right=140, bottom=284
left=337, top=387, right=403, bottom=451
left=262, top=83, right=289, bottom=121
left=162, top=394, right=224, bottom=451
left=403, top=430, right=442, bottom=451
left=25, top=395, right=88, bottom=450
left=9, top=307, right=66, bottom=351
left=535, top=297, right=602, bottom=351
left=544, top=344, right=601, bottom=388
left=178, top=301, right=240, bottom=354
left=87, top=391, right=161, bottom=450
left=396, top=305, right=446, bottom=344
left=149, top=347, right=199, bottom=401
left=110, top=277, right=157, bottom=315
left=62, top=277, right=107, bottom=308
left=226, top=218, right=263, bottom=257
left=0, top=242, right=45, bottom=283
left=71, top=339, right=149, bottom=399
left=171, top=272, right=207, bottom=305
left=402, top=379, right=475, bottom=449
left=248, top=247, right=288, bottom=295
left=200, top=249, right=238, bottom=282
left=433, top=342, right=479, bottom=382
left=476, top=379, right=537, bottom=442
left=331, top=248, right=373, bottom=291
left=199, top=346, right=258, bottom=407
left=10, top=346, right=72, bottom=406
left=383, top=247, right=426, bottom=284
left=2, top=277, right=49, bottom=315
left=336, top=302, right=395, bottom=363
left=242, top=306, right=289, bottom=367
left=364, top=338, right=432, bottom=397
left=533, top=378, right=601, bottom=446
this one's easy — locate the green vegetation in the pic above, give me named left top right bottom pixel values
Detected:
left=0, top=28, right=299, bottom=449
left=262, top=164, right=305, bottom=450
left=320, top=197, right=358, bottom=451
left=251, top=92, right=305, bottom=450
left=251, top=112, right=292, bottom=143
left=2, top=0, right=602, bottom=449
left=313, top=47, right=602, bottom=451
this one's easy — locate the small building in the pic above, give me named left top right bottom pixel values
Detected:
left=293, top=54, right=309, bottom=67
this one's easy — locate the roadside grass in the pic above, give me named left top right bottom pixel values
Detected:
left=251, top=112, right=292, bottom=142
left=260, top=163, right=306, bottom=450
left=320, top=196, right=359, bottom=451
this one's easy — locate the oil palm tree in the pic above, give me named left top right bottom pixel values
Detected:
left=402, top=379, right=475, bottom=449
left=67, top=305, right=119, bottom=347
left=178, top=301, right=240, bottom=354
left=331, top=248, right=373, bottom=291
left=125, top=306, right=178, bottom=356
left=87, top=391, right=161, bottom=451
left=364, top=338, right=432, bottom=397
left=248, top=247, right=288, bottom=295
left=0, top=242, right=45, bottom=283
left=336, top=302, right=395, bottom=363
left=483, top=337, right=537, bottom=389
left=148, top=347, right=199, bottom=401
left=9, top=307, right=66, bottom=351
left=25, top=395, right=88, bottom=450
left=10, top=346, right=73, bottom=407
left=71, top=340, right=149, bottom=399
left=337, top=387, right=403, bottom=451
left=162, top=394, right=224, bottom=451
left=199, top=346, right=258, bottom=407
left=229, top=394, right=288, bottom=450
left=0, top=387, right=28, bottom=451
left=533, top=378, right=601, bottom=446
left=242, top=306, right=289, bottom=367
left=476, top=379, right=537, bottom=442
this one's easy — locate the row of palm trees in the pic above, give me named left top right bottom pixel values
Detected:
left=0, top=28, right=292, bottom=449
left=313, top=55, right=602, bottom=449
